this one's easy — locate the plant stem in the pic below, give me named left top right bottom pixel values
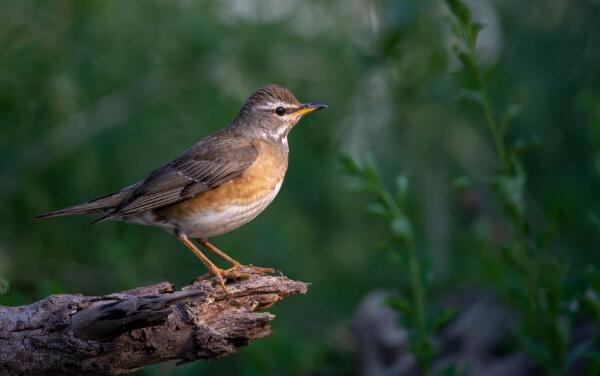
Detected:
left=462, top=25, right=569, bottom=376
left=375, top=184, right=402, bottom=218
left=468, top=43, right=507, bottom=168
left=405, top=236, right=430, bottom=374
left=373, top=177, right=430, bottom=373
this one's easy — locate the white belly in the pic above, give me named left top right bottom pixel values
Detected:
left=177, top=180, right=283, bottom=239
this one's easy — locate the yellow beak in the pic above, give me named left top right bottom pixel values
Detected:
left=293, top=103, right=328, bottom=117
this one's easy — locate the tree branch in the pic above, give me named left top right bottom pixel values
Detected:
left=0, top=270, right=308, bottom=375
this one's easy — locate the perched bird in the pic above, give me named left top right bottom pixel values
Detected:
left=35, top=84, right=327, bottom=292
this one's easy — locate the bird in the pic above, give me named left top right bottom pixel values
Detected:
left=34, top=84, right=327, bottom=292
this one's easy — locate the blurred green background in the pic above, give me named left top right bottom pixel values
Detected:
left=1, top=0, right=600, bottom=374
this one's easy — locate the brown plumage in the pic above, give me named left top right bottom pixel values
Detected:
left=34, top=84, right=327, bottom=293
left=155, top=140, right=287, bottom=222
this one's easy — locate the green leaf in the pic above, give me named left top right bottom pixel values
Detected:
left=348, top=180, right=378, bottom=194
left=380, top=30, right=403, bottom=57
left=446, top=0, right=471, bottom=26
left=470, top=22, right=485, bottom=40
left=366, top=202, right=389, bottom=218
left=504, top=100, right=523, bottom=125
left=456, top=51, right=480, bottom=90
left=362, top=154, right=380, bottom=183
left=492, top=164, right=526, bottom=219
left=395, top=174, right=409, bottom=202
left=498, top=242, right=530, bottom=273
left=458, top=89, right=484, bottom=105
left=431, top=308, right=458, bottom=333
left=387, top=296, right=412, bottom=316
left=390, top=216, right=412, bottom=240
left=338, top=153, right=362, bottom=176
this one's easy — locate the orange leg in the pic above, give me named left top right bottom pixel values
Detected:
left=177, top=234, right=228, bottom=293
left=198, top=239, right=242, bottom=267
left=197, top=238, right=275, bottom=274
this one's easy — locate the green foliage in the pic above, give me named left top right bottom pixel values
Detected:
left=446, top=0, right=593, bottom=373
left=1, top=1, right=600, bottom=374
left=341, top=153, right=458, bottom=374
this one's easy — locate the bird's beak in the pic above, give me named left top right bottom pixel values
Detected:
left=293, top=103, right=328, bottom=117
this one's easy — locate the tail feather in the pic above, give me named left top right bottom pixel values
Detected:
left=33, top=191, right=128, bottom=220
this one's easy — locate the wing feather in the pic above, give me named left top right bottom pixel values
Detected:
left=95, top=132, right=257, bottom=222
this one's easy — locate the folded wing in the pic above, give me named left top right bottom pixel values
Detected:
left=95, top=133, right=258, bottom=222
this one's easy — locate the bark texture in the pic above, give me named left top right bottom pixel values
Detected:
left=0, top=271, right=308, bottom=375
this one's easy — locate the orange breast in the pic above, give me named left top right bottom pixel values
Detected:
left=158, top=140, right=288, bottom=220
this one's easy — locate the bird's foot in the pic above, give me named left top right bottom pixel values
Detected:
left=239, top=264, right=276, bottom=275
left=221, top=264, right=276, bottom=280
left=194, top=264, right=275, bottom=286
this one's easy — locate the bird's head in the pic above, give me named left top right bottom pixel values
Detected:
left=234, top=84, right=327, bottom=142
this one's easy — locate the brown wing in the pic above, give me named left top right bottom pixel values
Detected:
left=95, top=132, right=258, bottom=222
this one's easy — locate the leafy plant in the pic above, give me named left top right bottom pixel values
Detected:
left=445, top=0, right=584, bottom=373
left=340, top=154, right=455, bottom=374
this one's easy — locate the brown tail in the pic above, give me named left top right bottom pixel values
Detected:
left=33, top=191, right=128, bottom=220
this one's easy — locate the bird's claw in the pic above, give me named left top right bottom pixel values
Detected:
left=193, top=264, right=276, bottom=291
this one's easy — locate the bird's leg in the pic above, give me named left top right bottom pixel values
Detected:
left=197, top=238, right=242, bottom=267
left=177, top=233, right=229, bottom=293
left=197, top=239, right=275, bottom=277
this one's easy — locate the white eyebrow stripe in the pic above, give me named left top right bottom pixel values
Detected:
left=255, top=100, right=290, bottom=110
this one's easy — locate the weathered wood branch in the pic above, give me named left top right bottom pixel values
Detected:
left=0, top=271, right=308, bottom=375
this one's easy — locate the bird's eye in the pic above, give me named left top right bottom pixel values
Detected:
left=275, top=107, right=286, bottom=116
